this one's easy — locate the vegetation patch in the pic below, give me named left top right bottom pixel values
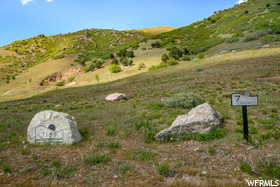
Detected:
left=163, top=93, right=204, bottom=109
left=84, top=154, right=112, bottom=166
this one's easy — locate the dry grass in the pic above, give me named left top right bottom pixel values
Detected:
left=127, top=26, right=176, bottom=34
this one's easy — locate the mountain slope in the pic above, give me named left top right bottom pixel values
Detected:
left=0, top=29, right=146, bottom=83
left=1, top=0, right=280, bottom=100
left=155, top=0, right=280, bottom=55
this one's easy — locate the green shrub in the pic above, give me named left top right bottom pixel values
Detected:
left=155, top=163, right=173, bottom=177
left=257, top=158, right=280, bottom=179
left=83, top=66, right=92, bottom=72
left=117, top=48, right=127, bottom=57
left=2, top=164, right=12, bottom=173
left=53, top=54, right=65, bottom=60
left=164, top=93, right=204, bottom=109
left=161, top=54, right=169, bottom=62
left=68, top=77, right=75, bottom=82
left=109, top=64, right=122, bottom=73
left=79, top=128, right=90, bottom=140
left=188, top=128, right=226, bottom=141
left=84, top=154, right=111, bottom=166
left=240, top=161, right=254, bottom=175
left=197, top=53, right=205, bottom=59
left=149, top=62, right=169, bottom=71
left=106, top=127, right=117, bottom=136
left=120, top=57, right=129, bottom=66
left=167, top=58, right=179, bottom=66
left=271, top=23, right=280, bottom=34
left=182, top=55, right=191, bottom=61
left=108, top=142, right=121, bottom=149
left=168, top=47, right=183, bottom=60
left=151, top=42, right=161, bottom=48
left=111, top=58, right=119, bottom=65
left=56, top=81, right=65, bottom=87
left=126, top=51, right=135, bottom=58
left=138, top=63, right=146, bottom=70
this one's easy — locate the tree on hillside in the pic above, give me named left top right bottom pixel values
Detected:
left=151, top=42, right=161, bottom=48
left=161, top=54, right=169, bottom=62
left=126, top=51, right=135, bottom=58
left=117, top=49, right=127, bottom=57
left=168, top=47, right=183, bottom=60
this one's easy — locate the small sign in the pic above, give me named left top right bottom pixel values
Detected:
left=231, top=93, right=258, bottom=142
left=231, top=93, right=258, bottom=106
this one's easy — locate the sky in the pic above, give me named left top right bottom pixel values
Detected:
left=0, top=0, right=246, bottom=46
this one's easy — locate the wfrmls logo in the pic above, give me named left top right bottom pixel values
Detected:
left=246, top=180, right=280, bottom=187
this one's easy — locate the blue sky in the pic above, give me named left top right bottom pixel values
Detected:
left=0, top=0, right=242, bottom=46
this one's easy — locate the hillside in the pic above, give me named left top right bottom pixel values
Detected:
left=1, top=0, right=280, bottom=101
left=0, top=0, right=280, bottom=185
left=0, top=48, right=279, bottom=186
left=155, top=0, right=280, bottom=55
left=0, top=29, right=146, bottom=84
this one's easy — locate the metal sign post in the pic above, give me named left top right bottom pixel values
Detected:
left=231, top=93, right=258, bottom=141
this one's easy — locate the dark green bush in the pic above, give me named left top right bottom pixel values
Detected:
left=161, top=54, right=169, bottom=62
left=151, top=42, right=161, bottom=48
left=111, top=58, right=119, bottom=65
left=120, top=57, right=130, bottom=66
left=117, top=48, right=127, bottom=57
left=126, top=51, right=135, bottom=58
left=168, top=47, right=183, bottom=60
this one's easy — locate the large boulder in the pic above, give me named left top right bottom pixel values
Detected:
left=155, top=103, right=224, bottom=140
left=105, top=93, right=127, bottom=101
left=27, top=110, right=82, bottom=145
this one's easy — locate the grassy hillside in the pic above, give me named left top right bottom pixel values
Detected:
left=1, top=0, right=280, bottom=100
left=0, top=48, right=279, bottom=186
left=154, top=0, right=280, bottom=56
left=0, top=29, right=146, bottom=83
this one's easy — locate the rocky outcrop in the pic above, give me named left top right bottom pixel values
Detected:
left=155, top=103, right=224, bottom=140
left=40, top=72, right=62, bottom=86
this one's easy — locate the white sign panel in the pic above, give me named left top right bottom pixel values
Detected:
left=231, top=93, right=258, bottom=106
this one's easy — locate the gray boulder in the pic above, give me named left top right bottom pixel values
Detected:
left=27, top=110, right=82, bottom=145
left=105, top=93, right=127, bottom=101
left=155, top=103, right=224, bottom=140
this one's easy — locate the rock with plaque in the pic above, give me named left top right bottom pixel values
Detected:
left=27, top=110, right=82, bottom=145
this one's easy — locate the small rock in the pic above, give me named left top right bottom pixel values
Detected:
left=105, top=93, right=127, bottom=101
left=201, top=171, right=208, bottom=175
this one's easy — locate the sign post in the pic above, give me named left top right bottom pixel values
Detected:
left=231, top=93, right=258, bottom=141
